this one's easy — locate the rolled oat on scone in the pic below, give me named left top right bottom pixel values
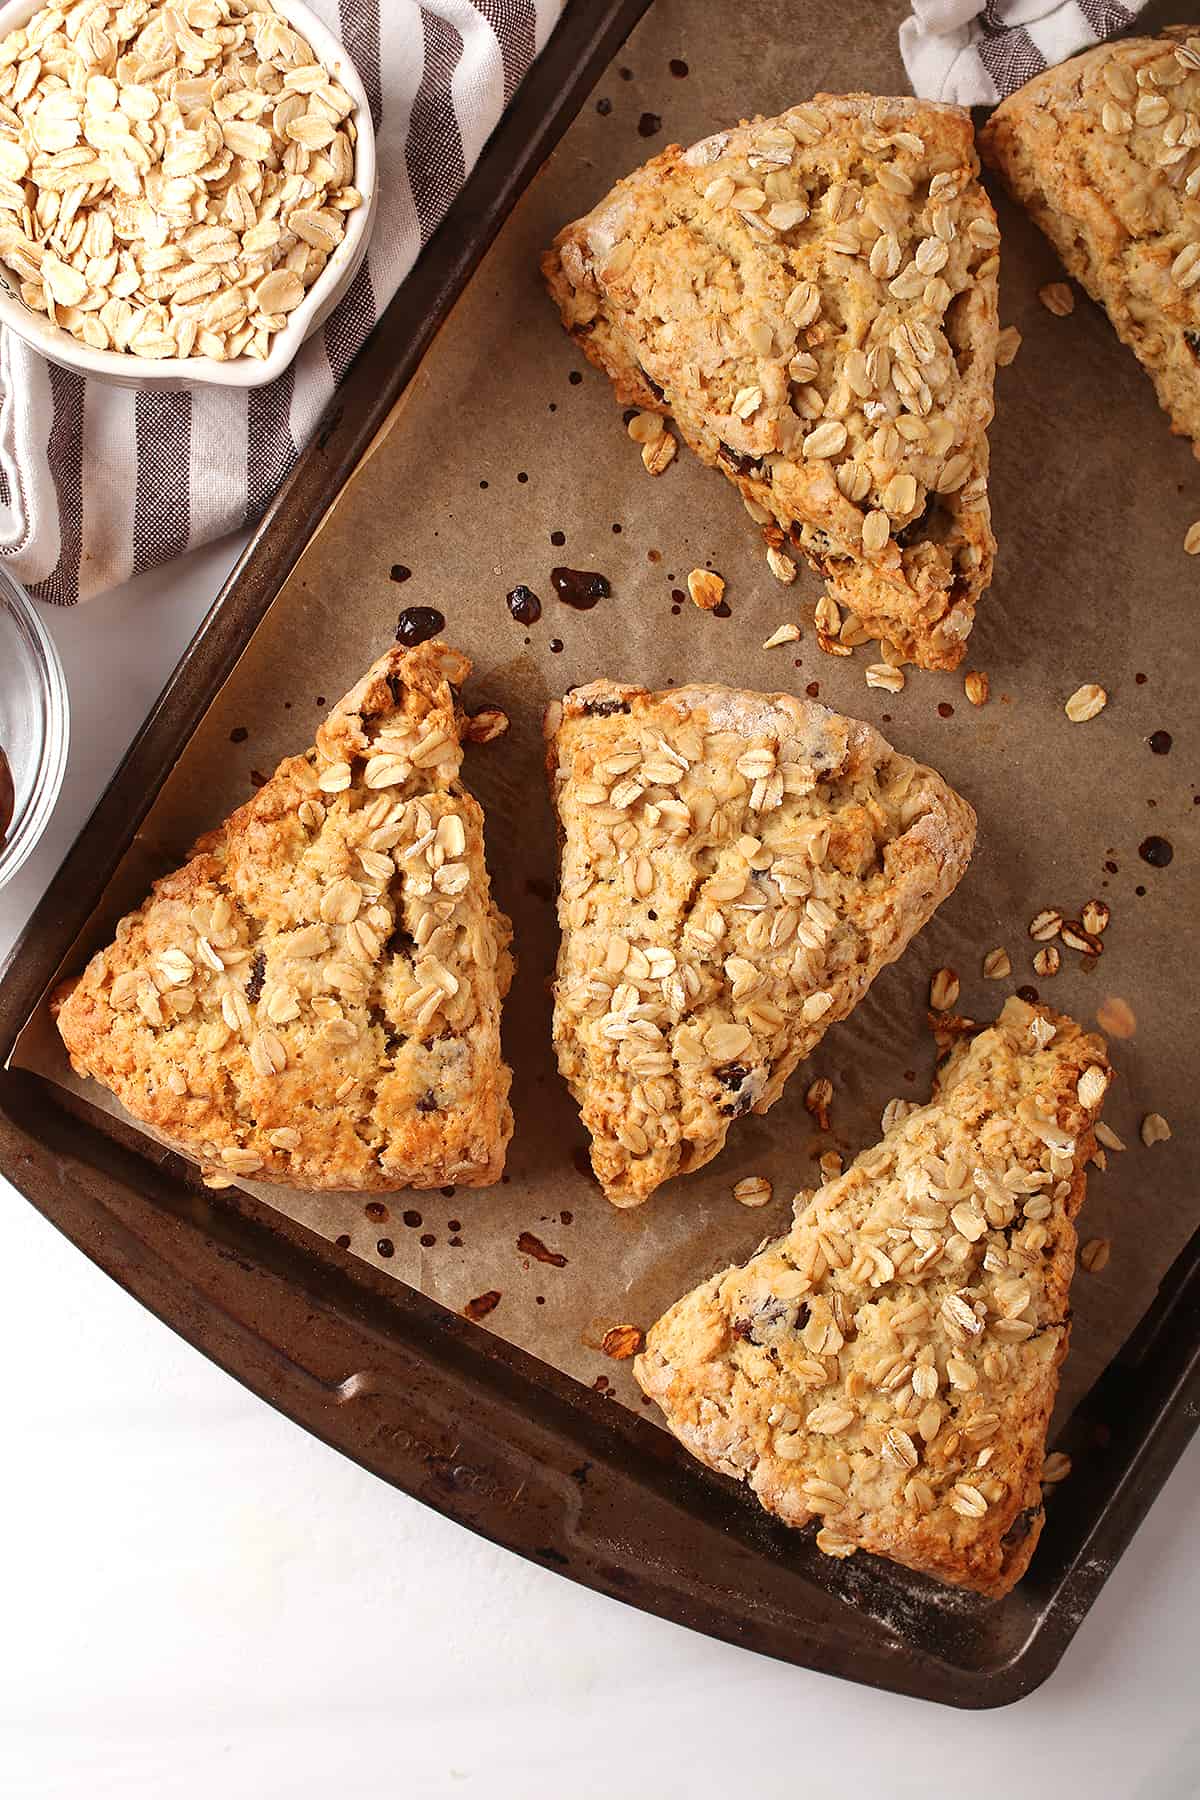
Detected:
left=543, top=95, right=1000, bottom=670
left=545, top=678, right=975, bottom=1206
left=980, top=28, right=1200, bottom=457
left=635, top=999, right=1112, bottom=1597
left=54, top=643, right=513, bottom=1192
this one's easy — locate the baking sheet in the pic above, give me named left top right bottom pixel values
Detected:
left=13, top=0, right=1196, bottom=1435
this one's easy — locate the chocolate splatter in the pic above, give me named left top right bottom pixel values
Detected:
left=1139, top=835, right=1173, bottom=867
left=395, top=605, right=445, bottom=647
left=518, top=1231, right=568, bottom=1268
left=551, top=567, right=610, bottom=609
left=506, top=584, right=541, bottom=624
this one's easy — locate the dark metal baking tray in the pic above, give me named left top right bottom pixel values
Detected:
left=2, top=0, right=1198, bottom=1709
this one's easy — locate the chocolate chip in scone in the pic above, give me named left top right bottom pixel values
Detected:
left=416, top=1091, right=439, bottom=1113
left=385, top=922, right=416, bottom=959
left=895, top=493, right=936, bottom=549
left=245, top=951, right=266, bottom=1005
left=1001, top=1505, right=1042, bottom=1548
left=579, top=697, right=631, bottom=718
left=718, top=442, right=763, bottom=478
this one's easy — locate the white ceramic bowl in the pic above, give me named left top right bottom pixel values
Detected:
left=0, top=569, right=69, bottom=893
left=0, top=0, right=377, bottom=390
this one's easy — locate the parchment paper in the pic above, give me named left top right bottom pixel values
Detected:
left=13, top=0, right=1196, bottom=1434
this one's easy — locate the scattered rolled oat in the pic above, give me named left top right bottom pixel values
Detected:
left=1094, top=1120, right=1126, bottom=1153
left=1185, top=520, right=1200, bottom=555
left=1065, top=683, right=1107, bottom=722
left=1041, top=1451, right=1072, bottom=1485
left=814, top=593, right=841, bottom=638
left=1096, top=995, right=1136, bottom=1039
left=642, top=432, right=677, bottom=475
left=963, top=669, right=990, bottom=707
left=762, top=622, right=800, bottom=650
left=1140, top=1111, right=1172, bottom=1147
left=1060, top=919, right=1103, bottom=956
left=1039, top=281, right=1075, bottom=316
left=929, top=966, right=960, bottom=1010
left=601, top=1323, right=644, bottom=1359
left=1081, top=898, right=1110, bottom=936
left=627, top=410, right=665, bottom=444
left=766, top=545, right=797, bottom=584
left=1029, top=908, right=1062, bottom=942
left=995, top=324, right=1022, bottom=366
left=0, top=0, right=363, bottom=363
left=818, top=1149, right=843, bottom=1179
left=733, top=1175, right=774, bottom=1208
left=814, top=1527, right=857, bottom=1559
left=1033, top=944, right=1061, bottom=977
left=1080, top=1237, right=1111, bottom=1274
left=464, top=705, right=509, bottom=744
left=865, top=662, right=905, bottom=692
left=805, top=1076, right=833, bottom=1131
left=687, top=568, right=725, bottom=610
left=982, top=947, right=1011, bottom=980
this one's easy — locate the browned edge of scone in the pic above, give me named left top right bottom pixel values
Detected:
left=53, top=642, right=514, bottom=1193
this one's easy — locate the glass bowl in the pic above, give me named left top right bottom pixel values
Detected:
left=0, top=570, right=69, bottom=892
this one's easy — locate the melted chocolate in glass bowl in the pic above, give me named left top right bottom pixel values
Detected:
left=0, top=746, right=13, bottom=850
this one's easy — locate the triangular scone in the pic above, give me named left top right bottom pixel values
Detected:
left=546, top=679, right=974, bottom=1206
left=981, top=28, right=1200, bottom=457
left=543, top=95, right=999, bottom=671
left=54, top=644, right=514, bottom=1192
left=635, top=1000, right=1111, bottom=1598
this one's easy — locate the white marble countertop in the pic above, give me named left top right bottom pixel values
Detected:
left=3, top=541, right=1198, bottom=1800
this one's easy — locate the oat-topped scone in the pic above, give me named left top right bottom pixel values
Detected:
left=635, top=1000, right=1111, bottom=1597
left=546, top=679, right=975, bottom=1206
left=54, top=644, right=513, bottom=1191
left=981, top=29, right=1200, bottom=455
left=543, top=96, right=1000, bottom=669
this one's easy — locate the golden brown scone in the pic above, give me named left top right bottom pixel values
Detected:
left=546, top=679, right=975, bottom=1207
left=543, top=95, right=999, bottom=670
left=635, top=999, right=1111, bottom=1598
left=54, top=644, right=514, bottom=1192
left=981, top=28, right=1200, bottom=456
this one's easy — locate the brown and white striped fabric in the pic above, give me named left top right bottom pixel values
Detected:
left=0, top=0, right=563, bottom=605
left=900, top=0, right=1150, bottom=106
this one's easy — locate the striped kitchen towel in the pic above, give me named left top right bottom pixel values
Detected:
left=900, top=0, right=1151, bottom=107
left=0, top=0, right=563, bottom=605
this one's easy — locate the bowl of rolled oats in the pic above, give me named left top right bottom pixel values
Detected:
left=0, top=0, right=376, bottom=387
